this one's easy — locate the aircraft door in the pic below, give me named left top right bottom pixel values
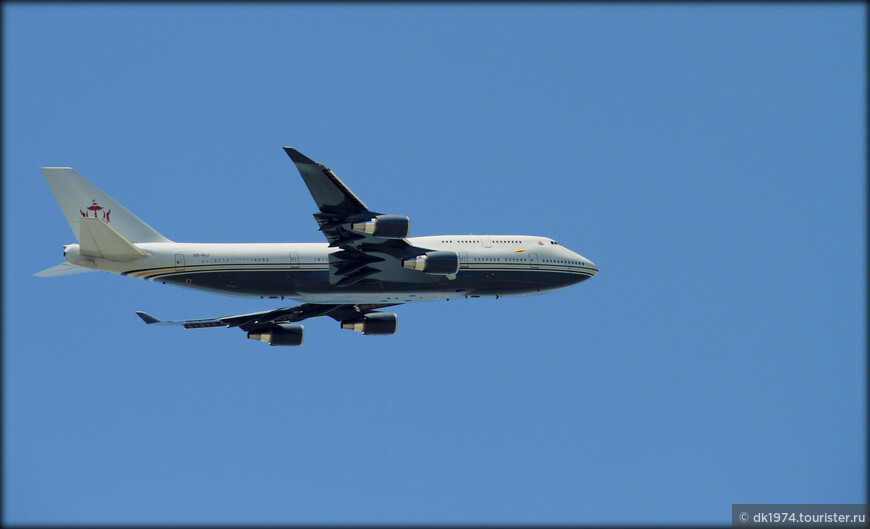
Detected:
left=480, top=236, right=492, bottom=248
left=529, top=253, right=538, bottom=269
left=174, top=254, right=185, bottom=271
left=459, top=252, right=469, bottom=269
left=289, top=252, right=300, bottom=268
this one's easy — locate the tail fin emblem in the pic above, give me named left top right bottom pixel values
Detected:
left=80, top=199, right=111, bottom=222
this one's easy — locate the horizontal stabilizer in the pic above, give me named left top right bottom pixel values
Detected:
left=34, top=262, right=96, bottom=277
left=79, top=217, right=148, bottom=260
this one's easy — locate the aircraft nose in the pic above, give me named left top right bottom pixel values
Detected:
left=587, top=259, right=598, bottom=276
left=572, top=251, right=597, bottom=276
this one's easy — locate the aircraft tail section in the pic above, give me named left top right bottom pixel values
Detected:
left=41, top=167, right=172, bottom=244
left=77, top=217, right=149, bottom=260
left=34, top=262, right=96, bottom=277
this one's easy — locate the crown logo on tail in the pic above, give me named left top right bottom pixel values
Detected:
left=80, top=199, right=111, bottom=222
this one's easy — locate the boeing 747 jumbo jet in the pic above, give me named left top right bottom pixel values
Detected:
left=38, top=147, right=597, bottom=346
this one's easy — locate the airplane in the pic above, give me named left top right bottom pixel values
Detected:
left=37, top=147, right=598, bottom=346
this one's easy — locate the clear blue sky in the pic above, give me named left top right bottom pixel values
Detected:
left=3, top=3, right=865, bottom=525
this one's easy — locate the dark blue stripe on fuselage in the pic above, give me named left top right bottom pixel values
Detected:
left=124, top=265, right=592, bottom=298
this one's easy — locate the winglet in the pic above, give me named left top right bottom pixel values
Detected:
left=283, top=147, right=316, bottom=165
left=136, top=311, right=162, bottom=324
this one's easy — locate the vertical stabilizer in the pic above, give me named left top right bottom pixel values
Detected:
left=41, top=168, right=171, bottom=243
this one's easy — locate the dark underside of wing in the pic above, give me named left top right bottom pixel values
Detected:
left=138, top=148, right=433, bottom=340
left=138, top=302, right=401, bottom=332
left=283, top=147, right=433, bottom=287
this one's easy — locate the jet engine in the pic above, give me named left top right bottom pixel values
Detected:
left=350, top=215, right=410, bottom=239
left=401, top=251, right=460, bottom=275
left=340, top=312, right=398, bottom=335
left=247, top=323, right=305, bottom=346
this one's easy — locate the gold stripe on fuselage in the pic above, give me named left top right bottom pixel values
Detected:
left=127, top=262, right=594, bottom=281
left=128, top=263, right=328, bottom=280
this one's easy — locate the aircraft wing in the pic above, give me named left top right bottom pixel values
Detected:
left=284, top=147, right=371, bottom=223
left=284, top=147, right=431, bottom=287
left=136, top=303, right=399, bottom=332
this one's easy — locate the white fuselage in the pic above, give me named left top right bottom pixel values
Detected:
left=63, top=234, right=597, bottom=304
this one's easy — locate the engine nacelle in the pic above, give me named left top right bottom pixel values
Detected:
left=350, top=215, right=410, bottom=239
left=247, top=323, right=304, bottom=346
left=340, top=312, right=398, bottom=335
left=401, top=251, right=460, bottom=275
